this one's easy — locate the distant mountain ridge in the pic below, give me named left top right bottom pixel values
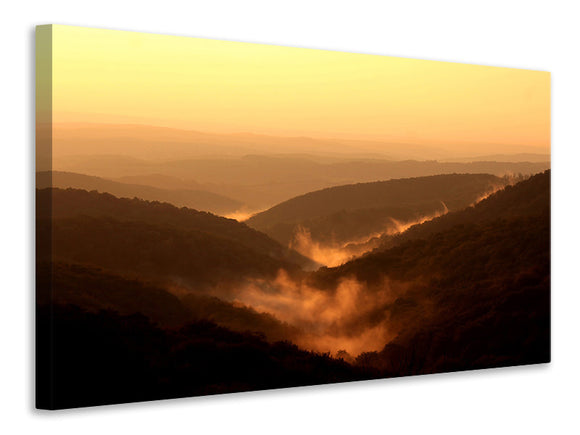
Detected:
left=52, top=123, right=550, bottom=161
left=444, top=153, right=550, bottom=163
left=55, top=154, right=549, bottom=210
left=37, top=171, right=244, bottom=215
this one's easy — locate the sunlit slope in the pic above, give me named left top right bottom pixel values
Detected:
left=37, top=171, right=244, bottom=215
left=247, top=173, right=505, bottom=247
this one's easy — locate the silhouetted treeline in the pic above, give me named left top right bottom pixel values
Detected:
left=36, top=304, right=367, bottom=409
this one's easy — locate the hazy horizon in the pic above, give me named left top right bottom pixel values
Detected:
left=42, top=25, right=549, bottom=159
left=45, top=122, right=550, bottom=169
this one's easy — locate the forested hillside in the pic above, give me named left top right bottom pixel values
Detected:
left=376, top=170, right=550, bottom=250
left=307, top=171, right=550, bottom=375
left=247, top=173, right=505, bottom=248
left=37, top=187, right=313, bottom=269
left=36, top=172, right=551, bottom=408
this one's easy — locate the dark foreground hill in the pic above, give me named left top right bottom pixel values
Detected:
left=355, top=215, right=550, bottom=375
left=247, top=173, right=506, bottom=247
left=308, top=171, right=550, bottom=375
left=36, top=262, right=355, bottom=409
left=36, top=303, right=367, bottom=409
left=35, top=171, right=550, bottom=409
left=37, top=262, right=300, bottom=341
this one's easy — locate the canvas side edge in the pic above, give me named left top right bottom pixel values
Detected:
left=35, top=24, right=55, bottom=410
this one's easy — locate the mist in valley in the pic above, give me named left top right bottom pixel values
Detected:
left=36, top=28, right=551, bottom=408
left=38, top=165, right=549, bottom=360
left=37, top=132, right=551, bottom=409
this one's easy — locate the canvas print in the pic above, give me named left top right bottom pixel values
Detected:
left=36, top=25, right=551, bottom=410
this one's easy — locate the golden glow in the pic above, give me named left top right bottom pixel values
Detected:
left=51, top=25, right=550, bottom=151
left=230, top=270, right=398, bottom=356
left=289, top=204, right=451, bottom=268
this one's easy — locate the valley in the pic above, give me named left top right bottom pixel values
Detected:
left=37, top=166, right=550, bottom=407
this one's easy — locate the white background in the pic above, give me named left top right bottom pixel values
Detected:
left=2, top=1, right=579, bottom=433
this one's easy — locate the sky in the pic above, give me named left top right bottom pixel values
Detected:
left=43, top=25, right=550, bottom=153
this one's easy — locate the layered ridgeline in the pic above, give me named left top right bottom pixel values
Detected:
left=53, top=123, right=551, bottom=162
left=246, top=173, right=509, bottom=266
left=55, top=153, right=550, bottom=210
left=37, top=171, right=245, bottom=216
left=37, top=188, right=314, bottom=290
left=36, top=187, right=367, bottom=408
left=36, top=172, right=550, bottom=408
left=307, top=170, right=550, bottom=374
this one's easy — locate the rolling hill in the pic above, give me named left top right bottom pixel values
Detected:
left=247, top=173, right=507, bottom=248
left=36, top=302, right=367, bottom=409
left=37, top=188, right=315, bottom=283
left=375, top=169, right=550, bottom=251
left=37, top=170, right=244, bottom=215
left=37, top=261, right=300, bottom=341
left=306, top=171, right=550, bottom=375
left=36, top=261, right=366, bottom=409
left=35, top=170, right=551, bottom=407
left=54, top=153, right=550, bottom=210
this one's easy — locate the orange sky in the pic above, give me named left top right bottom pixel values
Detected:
left=43, top=25, right=550, bottom=152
